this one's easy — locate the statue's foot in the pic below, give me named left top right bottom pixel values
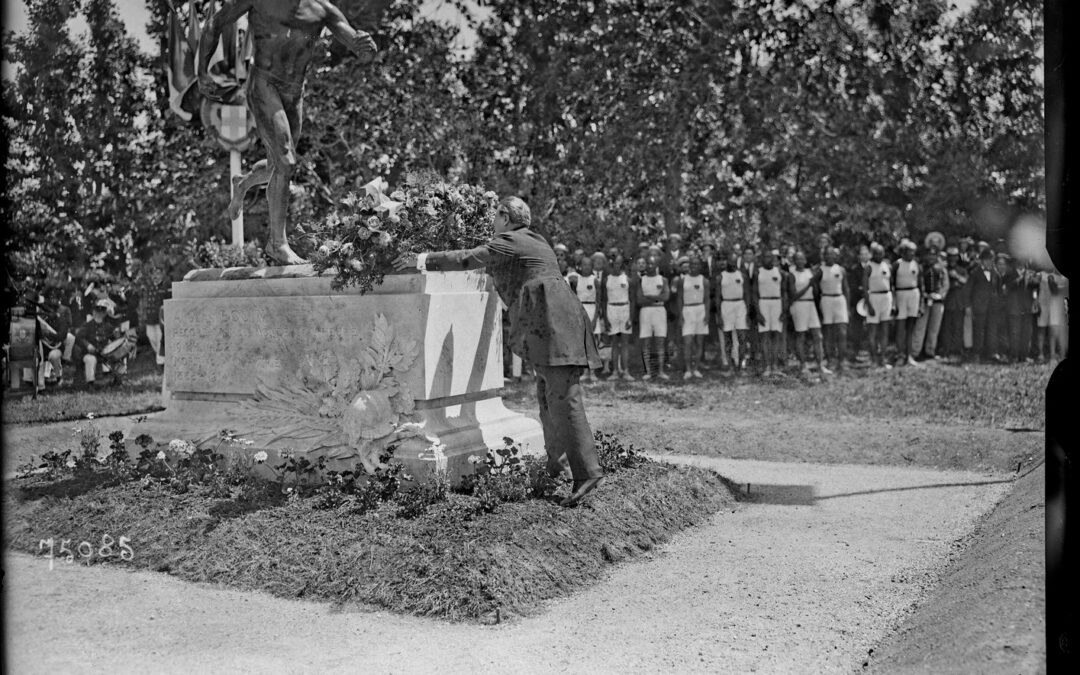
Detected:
left=227, top=175, right=246, bottom=221
left=265, top=241, right=307, bottom=266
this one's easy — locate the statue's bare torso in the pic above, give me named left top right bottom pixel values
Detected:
left=248, top=0, right=334, bottom=83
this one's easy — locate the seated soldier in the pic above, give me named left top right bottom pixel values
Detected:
left=75, top=300, right=126, bottom=387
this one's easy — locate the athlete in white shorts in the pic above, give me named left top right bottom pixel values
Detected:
left=787, top=251, right=829, bottom=376
left=717, top=251, right=750, bottom=371
left=816, top=247, right=850, bottom=371
left=637, top=255, right=670, bottom=380
left=678, top=259, right=710, bottom=379
left=863, top=243, right=893, bottom=367
left=602, top=255, right=635, bottom=380
left=891, top=241, right=923, bottom=366
left=754, top=251, right=787, bottom=377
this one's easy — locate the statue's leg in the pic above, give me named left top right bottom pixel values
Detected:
left=247, top=75, right=306, bottom=265
left=227, top=159, right=270, bottom=221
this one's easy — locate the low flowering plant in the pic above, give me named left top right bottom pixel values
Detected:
left=301, top=171, right=498, bottom=292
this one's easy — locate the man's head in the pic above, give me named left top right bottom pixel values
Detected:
left=726, top=250, right=739, bottom=269
left=900, top=240, right=916, bottom=261
left=578, top=256, right=593, bottom=277
left=91, top=302, right=108, bottom=323
left=816, top=233, right=832, bottom=250
left=634, top=256, right=647, bottom=273
left=645, top=254, right=659, bottom=275
left=858, top=245, right=872, bottom=265
left=762, top=250, right=776, bottom=269
left=611, top=254, right=625, bottom=274
left=870, top=243, right=884, bottom=262
left=678, top=256, right=691, bottom=275
left=553, top=243, right=568, bottom=260
left=667, top=233, right=683, bottom=251
left=945, top=246, right=960, bottom=266
left=793, top=250, right=807, bottom=270
left=979, top=248, right=995, bottom=268
left=743, top=244, right=756, bottom=263
left=995, top=253, right=1011, bottom=275
left=496, top=196, right=530, bottom=233
left=690, top=258, right=704, bottom=276
left=590, top=251, right=607, bottom=274
left=558, top=257, right=569, bottom=275
left=824, top=247, right=838, bottom=266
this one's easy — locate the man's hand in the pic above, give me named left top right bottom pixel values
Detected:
left=86, top=344, right=96, bottom=354
left=756, top=311, right=766, bottom=327
left=349, top=29, right=378, bottom=63
left=392, top=252, right=418, bottom=271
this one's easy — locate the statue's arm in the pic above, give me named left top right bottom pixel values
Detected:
left=321, top=0, right=378, bottom=60
left=197, top=0, right=254, bottom=79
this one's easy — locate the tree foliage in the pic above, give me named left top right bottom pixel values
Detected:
left=2, top=0, right=1043, bottom=282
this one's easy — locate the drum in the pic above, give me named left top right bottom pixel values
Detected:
left=8, top=316, right=37, bottom=362
left=101, top=337, right=133, bottom=363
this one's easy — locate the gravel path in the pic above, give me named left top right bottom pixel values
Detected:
left=5, top=456, right=1011, bottom=674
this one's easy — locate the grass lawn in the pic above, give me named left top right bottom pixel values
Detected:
left=3, top=350, right=165, bottom=425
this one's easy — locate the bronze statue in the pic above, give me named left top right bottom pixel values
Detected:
left=198, top=0, right=378, bottom=265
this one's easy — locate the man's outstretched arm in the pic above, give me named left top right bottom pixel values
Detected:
left=321, top=0, right=378, bottom=61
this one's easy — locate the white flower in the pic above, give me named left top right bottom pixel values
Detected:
left=169, top=439, right=195, bottom=456
left=86, top=413, right=96, bottom=420
left=394, top=421, right=425, bottom=435
left=156, top=451, right=166, bottom=460
left=66, top=457, right=77, bottom=468
left=253, top=451, right=268, bottom=463
left=467, top=455, right=482, bottom=465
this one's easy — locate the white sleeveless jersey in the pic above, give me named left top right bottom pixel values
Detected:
left=820, top=264, right=844, bottom=295
left=895, top=259, right=919, bottom=289
left=576, top=273, right=597, bottom=303
left=605, top=272, right=630, bottom=303
left=640, top=273, right=665, bottom=298
left=867, top=261, right=892, bottom=292
left=682, top=274, right=705, bottom=304
left=719, top=270, right=745, bottom=300
left=791, top=268, right=814, bottom=298
left=756, top=267, right=783, bottom=298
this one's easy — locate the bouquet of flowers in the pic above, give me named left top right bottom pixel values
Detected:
left=302, top=171, right=498, bottom=292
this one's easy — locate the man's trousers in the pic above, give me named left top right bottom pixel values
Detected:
left=534, top=364, right=603, bottom=481
left=911, top=301, right=945, bottom=357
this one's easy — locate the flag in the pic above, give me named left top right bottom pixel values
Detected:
left=165, top=3, right=198, bottom=121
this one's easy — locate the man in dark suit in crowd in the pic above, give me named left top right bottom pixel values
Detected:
left=966, top=247, right=1001, bottom=362
left=395, top=196, right=605, bottom=507
left=941, top=247, right=969, bottom=358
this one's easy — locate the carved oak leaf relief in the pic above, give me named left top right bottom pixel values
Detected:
left=233, top=314, right=421, bottom=466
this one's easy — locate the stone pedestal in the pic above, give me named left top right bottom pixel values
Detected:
left=144, top=265, right=542, bottom=481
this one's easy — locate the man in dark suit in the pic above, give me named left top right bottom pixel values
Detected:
left=395, top=196, right=605, bottom=507
left=967, top=248, right=1001, bottom=362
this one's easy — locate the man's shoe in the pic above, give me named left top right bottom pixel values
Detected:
left=560, top=476, right=606, bottom=507
left=683, top=371, right=693, bottom=380
left=658, top=372, right=671, bottom=381
left=693, top=369, right=704, bottom=379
